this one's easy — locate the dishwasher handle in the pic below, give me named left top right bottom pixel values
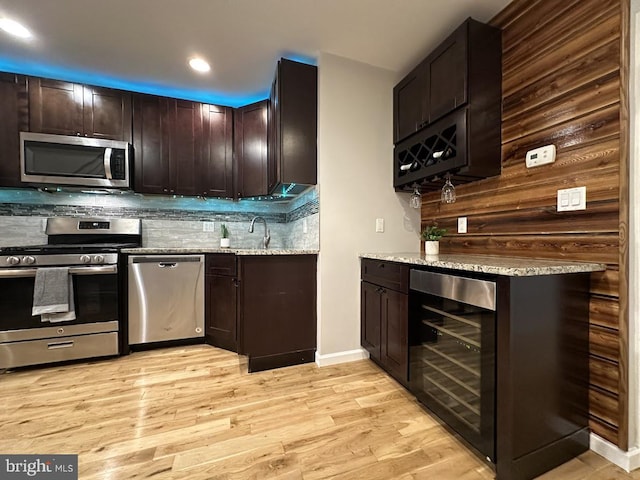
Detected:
left=128, top=255, right=204, bottom=265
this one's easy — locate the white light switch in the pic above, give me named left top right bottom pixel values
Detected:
left=557, top=186, right=586, bottom=211
left=375, top=218, right=384, bottom=233
left=202, top=222, right=215, bottom=232
left=458, top=217, right=467, bottom=234
left=526, top=144, right=556, bottom=168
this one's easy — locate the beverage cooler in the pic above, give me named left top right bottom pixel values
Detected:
left=409, top=269, right=496, bottom=462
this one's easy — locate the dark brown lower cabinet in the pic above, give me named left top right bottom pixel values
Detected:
left=205, top=254, right=238, bottom=352
left=238, top=255, right=317, bottom=372
left=494, top=274, right=590, bottom=480
left=361, top=282, right=382, bottom=361
left=360, top=280, right=408, bottom=386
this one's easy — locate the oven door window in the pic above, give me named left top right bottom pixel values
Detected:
left=0, top=272, right=118, bottom=330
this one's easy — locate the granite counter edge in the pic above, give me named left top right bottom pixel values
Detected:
left=360, top=253, right=607, bottom=277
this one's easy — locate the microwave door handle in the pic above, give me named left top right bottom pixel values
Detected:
left=104, top=147, right=113, bottom=180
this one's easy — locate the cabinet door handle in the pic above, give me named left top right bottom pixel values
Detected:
left=377, top=263, right=385, bottom=268
left=233, top=278, right=239, bottom=287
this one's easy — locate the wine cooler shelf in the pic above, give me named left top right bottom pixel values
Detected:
left=422, top=344, right=480, bottom=394
left=422, top=369, right=481, bottom=432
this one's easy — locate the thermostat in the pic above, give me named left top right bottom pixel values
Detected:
left=525, top=144, right=556, bottom=168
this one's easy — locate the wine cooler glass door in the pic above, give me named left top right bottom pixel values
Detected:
left=409, top=270, right=496, bottom=462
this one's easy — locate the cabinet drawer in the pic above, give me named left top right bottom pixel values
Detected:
left=206, top=254, right=237, bottom=276
left=361, top=259, right=409, bottom=293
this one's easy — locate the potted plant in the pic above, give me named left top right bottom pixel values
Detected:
left=421, top=223, right=447, bottom=255
left=220, top=224, right=230, bottom=248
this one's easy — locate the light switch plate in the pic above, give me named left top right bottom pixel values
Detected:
left=375, top=218, right=384, bottom=233
left=557, top=186, right=586, bottom=211
left=526, top=144, right=556, bottom=168
left=458, top=217, right=467, bottom=234
left=202, top=221, right=216, bottom=232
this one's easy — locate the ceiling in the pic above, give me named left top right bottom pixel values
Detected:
left=0, top=0, right=511, bottom=107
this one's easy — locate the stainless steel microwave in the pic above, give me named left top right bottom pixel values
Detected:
left=20, top=132, right=132, bottom=188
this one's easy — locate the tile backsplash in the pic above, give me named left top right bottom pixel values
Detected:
left=0, top=187, right=319, bottom=250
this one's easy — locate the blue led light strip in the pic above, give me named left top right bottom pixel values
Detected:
left=0, top=54, right=317, bottom=108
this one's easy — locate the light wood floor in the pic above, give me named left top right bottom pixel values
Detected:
left=1, top=345, right=637, bottom=479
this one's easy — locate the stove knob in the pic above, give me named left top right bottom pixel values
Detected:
left=6, top=256, right=20, bottom=265
left=80, top=255, right=91, bottom=264
left=22, top=256, right=36, bottom=265
left=93, top=255, right=105, bottom=264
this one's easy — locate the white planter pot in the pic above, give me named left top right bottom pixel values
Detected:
left=220, top=238, right=230, bottom=248
left=424, top=240, right=439, bottom=255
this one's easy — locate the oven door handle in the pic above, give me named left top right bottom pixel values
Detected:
left=0, top=265, right=118, bottom=278
left=70, top=265, right=118, bottom=275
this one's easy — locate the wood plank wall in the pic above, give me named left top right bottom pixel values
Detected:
left=420, top=0, right=630, bottom=449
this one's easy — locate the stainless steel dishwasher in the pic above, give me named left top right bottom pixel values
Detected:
left=128, top=255, right=205, bottom=345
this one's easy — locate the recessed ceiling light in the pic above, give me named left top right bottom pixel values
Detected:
left=0, top=18, right=32, bottom=39
left=189, top=57, right=210, bottom=73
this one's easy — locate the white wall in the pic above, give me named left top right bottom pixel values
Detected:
left=316, top=53, right=420, bottom=362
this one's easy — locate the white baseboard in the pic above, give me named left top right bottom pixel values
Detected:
left=315, top=348, right=369, bottom=367
left=590, top=433, right=640, bottom=472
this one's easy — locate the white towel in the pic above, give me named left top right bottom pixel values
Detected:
left=32, top=268, right=76, bottom=322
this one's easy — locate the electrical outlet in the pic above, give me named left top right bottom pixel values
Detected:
left=458, top=217, right=467, bottom=234
left=202, top=221, right=216, bottom=232
left=375, top=218, right=384, bottom=233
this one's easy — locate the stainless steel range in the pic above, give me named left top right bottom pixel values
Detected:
left=0, top=217, right=141, bottom=369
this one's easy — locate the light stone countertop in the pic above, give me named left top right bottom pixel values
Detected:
left=360, top=253, right=606, bottom=277
left=121, top=247, right=318, bottom=256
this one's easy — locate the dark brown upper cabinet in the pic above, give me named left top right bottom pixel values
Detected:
left=268, top=58, right=317, bottom=194
left=200, top=104, right=233, bottom=198
left=132, top=94, right=172, bottom=194
left=0, top=73, right=27, bottom=187
left=393, top=18, right=501, bottom=190
left=133, top=93, right=232, bottom=197
left=28, top=77, right=132, bottom=142
left=234, top=100, right=268, bottom=198
left=393, top=62, right=429, bottom=144
left=428, top=24, right=467, bottom=123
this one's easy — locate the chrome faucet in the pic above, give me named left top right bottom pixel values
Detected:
left=248, top=216, right=270, bottom=249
